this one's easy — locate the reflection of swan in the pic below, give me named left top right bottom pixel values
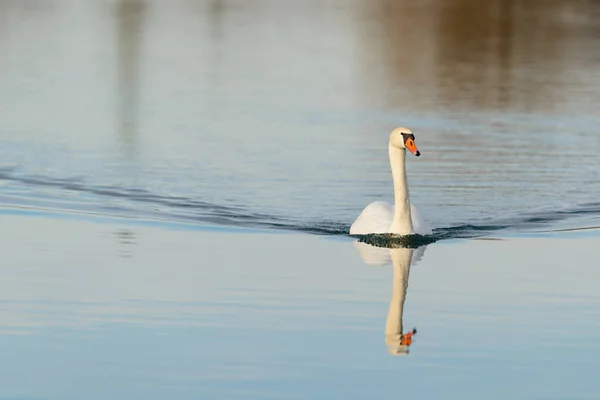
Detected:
left=353, top=241, right=428, bottom=356
left=385, top=247, right=420, bottom=355
left=350, top=127, right=431, bottom=236
left=353, top=240, right=426, bottom=266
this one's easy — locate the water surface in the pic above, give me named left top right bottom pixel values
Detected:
left=1, top=214, right=600, bottom=399
left=1, top=0, right=600, bottom=398
left=1, top=0, right=599, bottom=233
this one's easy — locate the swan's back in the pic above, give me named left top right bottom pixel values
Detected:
left=410, top=204, right=432, bottom=235
left=349, top=201, right=393, bottom=235
left=349, top=201, right=432, bottom=235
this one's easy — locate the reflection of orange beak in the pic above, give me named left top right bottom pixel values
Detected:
left=400, top=330, right=415, bottom=346
left=405, top=138, right=420, bottom=156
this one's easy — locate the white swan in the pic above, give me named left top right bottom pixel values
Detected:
left=350, top=127, right=432, bottom=236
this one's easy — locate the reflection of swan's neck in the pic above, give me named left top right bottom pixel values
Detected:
left=389, top=145, right=413, bottom=234
left=385, top=248, right=413, bottom=354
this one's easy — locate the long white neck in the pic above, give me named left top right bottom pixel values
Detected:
left=385, top=248, right=413, bottom=354
left=388, top=144, right=413, bottom=234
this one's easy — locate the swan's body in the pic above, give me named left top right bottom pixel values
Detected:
left=350, top=127, right=431, bottom=236
left=350, top=201, right=431, bottom=236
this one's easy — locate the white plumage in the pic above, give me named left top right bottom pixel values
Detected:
left=350, top=127, right=431, bottom=236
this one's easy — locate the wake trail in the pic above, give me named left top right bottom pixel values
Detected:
left=1, top=168, right=599, bottom=242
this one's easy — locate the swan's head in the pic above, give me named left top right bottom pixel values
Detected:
left=390, top=127, right=420, bottom=156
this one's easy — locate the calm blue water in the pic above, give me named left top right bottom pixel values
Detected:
left=1, top=0, right=600, bottom=399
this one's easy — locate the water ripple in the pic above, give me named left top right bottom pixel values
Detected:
left=2, top=169, right=600, bottom=243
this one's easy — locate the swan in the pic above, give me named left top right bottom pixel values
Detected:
left=350, top=127, right=432, bottom=236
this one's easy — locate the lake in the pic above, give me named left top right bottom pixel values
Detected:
left=1, top=0, right=599, bottom=399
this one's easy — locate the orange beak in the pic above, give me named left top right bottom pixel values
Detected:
left=405, top=137, right=420, bottom=156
